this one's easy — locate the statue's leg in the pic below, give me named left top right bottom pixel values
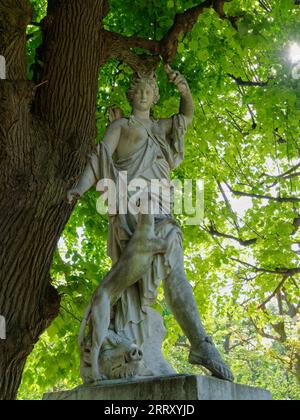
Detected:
left=162, top=255, right=234, bottom=382
left=89, top=257, right=155, bottom=381
left=91, top=287, right=111, bottom=381
left=89, top=214, right=166, bottom=381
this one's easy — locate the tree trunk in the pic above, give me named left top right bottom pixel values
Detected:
left=0, top=162, right=70, bottom=399
left=0, top=0, right=109, bottom=400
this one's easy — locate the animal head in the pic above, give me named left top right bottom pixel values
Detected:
left=100, top=341, right=143, bottom=380
left=80, top=331, right=143, bottom=383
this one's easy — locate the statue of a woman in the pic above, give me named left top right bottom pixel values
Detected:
left=68, top=65, right=234, bottom=383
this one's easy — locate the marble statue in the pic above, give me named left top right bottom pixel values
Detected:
left=67, top=65, right=234, bottom=383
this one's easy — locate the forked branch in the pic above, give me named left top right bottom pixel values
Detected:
left=105, top=0, right=235, bottom=70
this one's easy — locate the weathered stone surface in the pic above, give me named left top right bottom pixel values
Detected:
left=139, top=309, right=176, bottom=376
left=43, top=375, right=272, bottom=401
left=71, top=67, right=233, bottom=384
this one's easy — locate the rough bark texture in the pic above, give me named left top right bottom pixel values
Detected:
left=0, top=0, right=109, bottom=401
left=0, top=0, right=226, bottom=400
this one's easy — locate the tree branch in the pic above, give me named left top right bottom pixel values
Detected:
left=227, top=73, right=270, bottom=87
left=104, top=31, right=160, bottom=73
left=226, top=182, right=300, bottom=203
left=249, top=316, right=279, bottom=341
left=258, top=277, right=289, bottom=310
left=231, top=257, right=300, bottom=277
left=161, top=0, right=214, bottom=63
left=161, top=0, right=237, bottom=62
left=105, top=1, right=236, bottom=70
left=105, top=31, right=159, bottom=55
left=60, top=305, right=82, bottom=324
left=217, top=181, right=240, bottom=230
left=292, top=215, right=300, bottom=236
left=259, top=162, right=300, bottom=188
left=205, top=223, right=257, bottom=246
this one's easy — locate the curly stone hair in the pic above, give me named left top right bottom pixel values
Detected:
left=127, top=72, right=160, bottom=106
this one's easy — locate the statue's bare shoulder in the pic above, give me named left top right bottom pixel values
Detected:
left=107, top=117, right=128, bottom=130
left=102, top=118, right=128, bottom=155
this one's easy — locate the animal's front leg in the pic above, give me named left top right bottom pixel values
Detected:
left=91, top=290, right=111, bottom=382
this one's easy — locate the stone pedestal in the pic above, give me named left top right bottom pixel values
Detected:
left=43, top=375, right=272, bottom=401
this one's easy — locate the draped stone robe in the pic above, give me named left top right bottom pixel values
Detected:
left=94, top=114, right=187, bottom=349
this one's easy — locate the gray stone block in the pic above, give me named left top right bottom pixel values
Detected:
left=43, top=375, right=272, bottom=401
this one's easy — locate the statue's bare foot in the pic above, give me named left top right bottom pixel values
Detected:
left=189, top=336, right=234, bottom=383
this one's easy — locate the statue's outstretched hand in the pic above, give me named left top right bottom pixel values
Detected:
left=164, top=64, right=189, bottom=95
left=66, top=188, right=81, bottom=205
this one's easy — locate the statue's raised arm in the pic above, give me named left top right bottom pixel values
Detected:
left=164, top=64, right=194, bottom=126
left=164, top=64, right=194, bottom=123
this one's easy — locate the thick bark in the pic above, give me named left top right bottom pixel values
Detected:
left=0, top=0, right=32, bottom=79
left=0, top=0, right=108, bottom=400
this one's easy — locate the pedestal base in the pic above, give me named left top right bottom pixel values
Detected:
left=43, top=375, right=272, bottom=401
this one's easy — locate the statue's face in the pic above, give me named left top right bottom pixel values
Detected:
left=131, top=82, right=155, bottom=112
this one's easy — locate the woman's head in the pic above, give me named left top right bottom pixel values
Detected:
left=127, top=73, right=160, bottom=111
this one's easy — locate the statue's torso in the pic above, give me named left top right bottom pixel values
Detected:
left=115, top=117, right=166, bottom=162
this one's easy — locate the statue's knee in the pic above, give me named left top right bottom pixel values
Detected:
left=165, top=272, right=189, bottom=289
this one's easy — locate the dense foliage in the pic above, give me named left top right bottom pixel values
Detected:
left=19, top=0, right=299, bottom=400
